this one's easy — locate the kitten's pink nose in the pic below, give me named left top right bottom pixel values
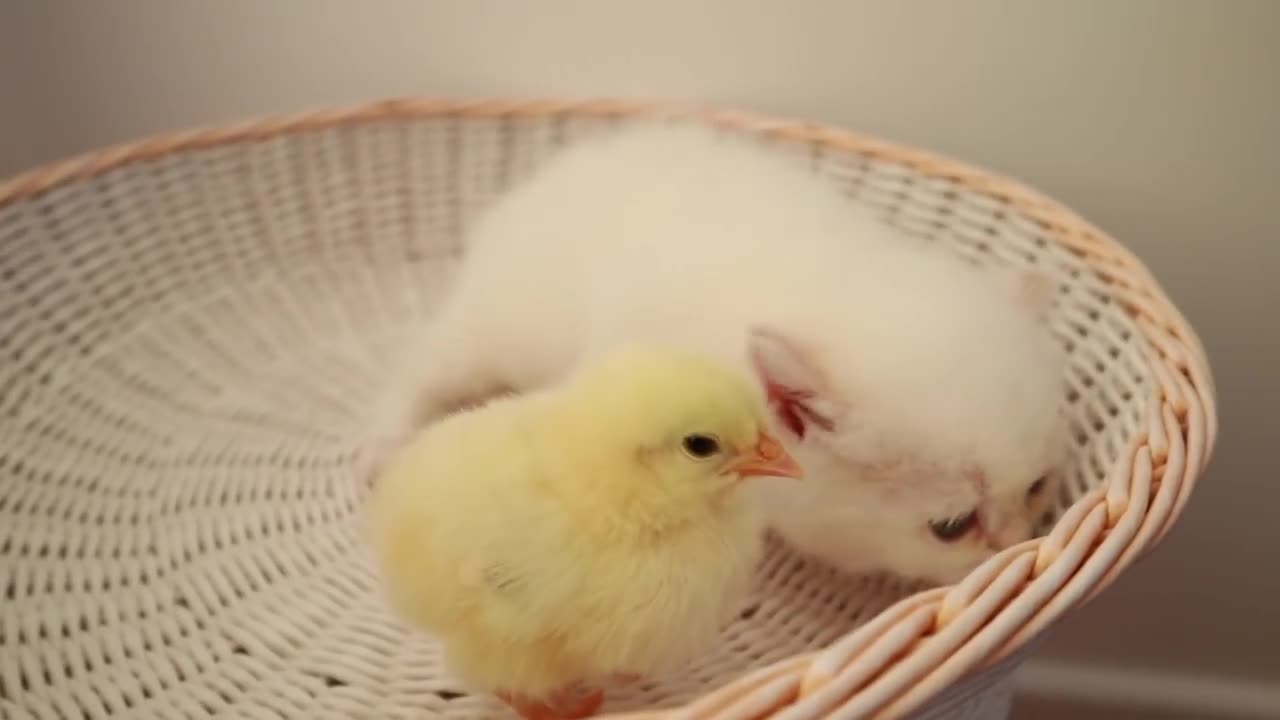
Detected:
left=981, top=513, right=1032, bottom=550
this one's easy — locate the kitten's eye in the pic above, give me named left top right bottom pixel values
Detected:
left=681, top=434, right=722, bottom=460
left=929, top=511, right=977, bottom=542
left=1027, top=475, right=1048, bottom=497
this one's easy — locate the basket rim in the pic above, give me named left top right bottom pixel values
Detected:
left=0, top=96, right=1219, bottom=720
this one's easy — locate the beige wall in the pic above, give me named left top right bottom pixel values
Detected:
left=3, top=0, right=1276, bottom=710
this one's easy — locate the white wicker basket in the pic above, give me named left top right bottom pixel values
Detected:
left=0, top=99, right=1216, bottom=720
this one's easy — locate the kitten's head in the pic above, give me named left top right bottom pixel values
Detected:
left=746, top=268, right=1068, bottom=585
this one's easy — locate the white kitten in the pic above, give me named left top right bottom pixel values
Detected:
left=365, top=124, right=1067, bottom=585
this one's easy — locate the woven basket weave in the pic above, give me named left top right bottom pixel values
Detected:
left=0, top=99, right=1216, bottom=720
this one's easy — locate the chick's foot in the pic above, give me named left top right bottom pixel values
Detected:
left=496, top=686, right=605, bottom=720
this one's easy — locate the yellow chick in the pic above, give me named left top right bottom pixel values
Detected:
left=365, top=344, right=803, bottom=720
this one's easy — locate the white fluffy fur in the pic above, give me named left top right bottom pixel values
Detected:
left=366, top=124, right=1068, bottom=584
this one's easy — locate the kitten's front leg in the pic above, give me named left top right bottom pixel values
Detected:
left=356, top=315, right=506, bottom=491
left=356, top=379, right=506, bottom=491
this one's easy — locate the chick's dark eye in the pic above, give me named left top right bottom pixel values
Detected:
left=929, top=511, right=977, bottom=542
left=681, top=434, right=722, bottom=459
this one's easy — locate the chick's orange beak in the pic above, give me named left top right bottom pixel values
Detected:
left=728, top=431, right=804, bottom=480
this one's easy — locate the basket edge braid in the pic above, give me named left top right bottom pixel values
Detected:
left=0, top=97, right=1219, bottom=720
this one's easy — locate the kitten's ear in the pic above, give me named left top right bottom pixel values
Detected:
left=1008, top=269, right=1055, bottom=321
left=748, top=326, right=825, bottom=395
left=747, top=326, right=836, bottom=438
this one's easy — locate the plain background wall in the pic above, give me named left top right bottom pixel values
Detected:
left=2, top=0, right=1277, bottom=709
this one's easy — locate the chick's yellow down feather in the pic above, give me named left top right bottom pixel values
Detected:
left=365, top=345, right=803, bottom=719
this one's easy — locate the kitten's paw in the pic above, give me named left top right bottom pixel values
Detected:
left=354, top=431, right=409, bottom=491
